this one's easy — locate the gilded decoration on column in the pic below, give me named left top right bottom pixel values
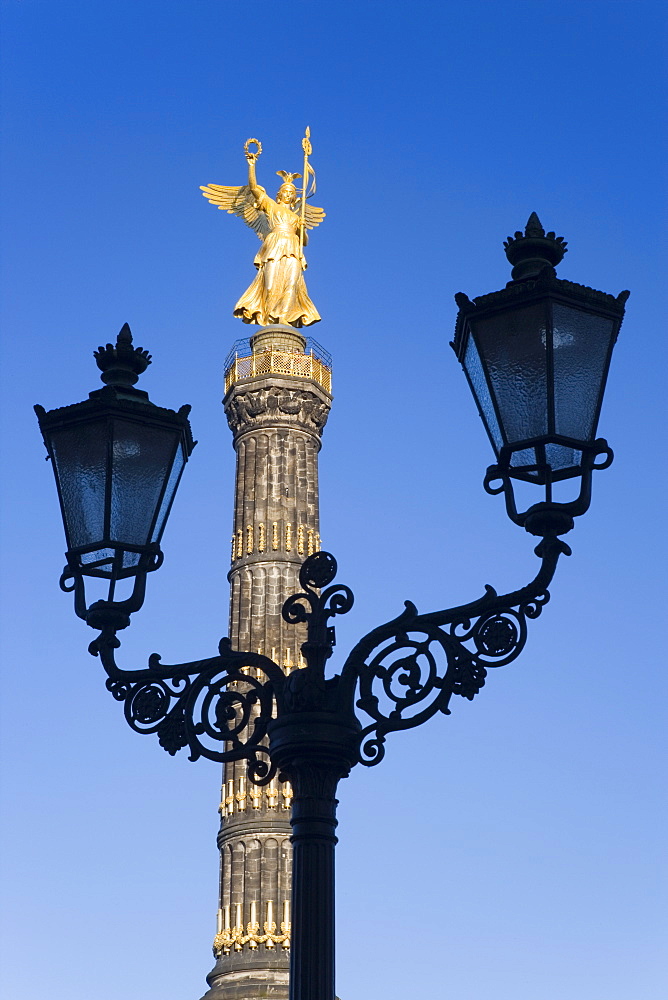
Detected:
left=235, top=776, right=247, bottom=811
left=267, top=780, right=279, bottom=809
left=230, top=521, right=322, bottom=563
left=218, top=776, right=293, bottom=815
left=201, top=130, right=325, bottom=328
left=213, top=901, right=291, bottom=957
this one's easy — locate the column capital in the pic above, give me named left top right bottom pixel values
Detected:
left=224, top=379, right=332, bottom=442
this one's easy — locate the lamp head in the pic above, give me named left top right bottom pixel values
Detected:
left=36, top=324, right=195, bottom=625
left=452, top=218, right=629, bottom=534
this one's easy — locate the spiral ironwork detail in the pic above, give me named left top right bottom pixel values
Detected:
left=341, top=535, right=568, bottom=766
left=90, top=630, right=285, bottom=781
left=282, top=552, right=354, bottom=632
left=86, top=539, right=568, bottom=782
left=281, top=552, right=354, bottom=683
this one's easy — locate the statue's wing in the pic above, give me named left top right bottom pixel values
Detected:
left=302, top=203, right=326, bottom=231
left=200, top=183, right=270, bottom=240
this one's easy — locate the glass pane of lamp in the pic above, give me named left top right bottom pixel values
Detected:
left=110, top=419, right=179, bottom=546
left=544, top=443, right=582, bottom=476
left=509, top=447, right=542, bottom=478
left=50, top=420, right=108, bottom=549
left=474, top=302, right=549, bottom=446
left=150, top=443, right=186, bottom=543
left=463, top=334, right=503, bottom=452
left=552, top=304, right=615, bottom=441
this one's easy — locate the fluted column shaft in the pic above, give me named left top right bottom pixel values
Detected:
left=202, top=326, right=332, bottom=1000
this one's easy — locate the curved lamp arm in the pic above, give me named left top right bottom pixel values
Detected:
left=88, top=625, right=285, bottom=783
left=339, top=533, right=570, bottom=767
left=83, top=534, right=569, bottom=783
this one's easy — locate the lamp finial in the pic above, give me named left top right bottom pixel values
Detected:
left=525, top=212, right=545, bottom=237
left=94, top=324, right=152, bottom=388
left=117, top=322, right=133, bottom=346
left=503, top=215, right=568, bottom=282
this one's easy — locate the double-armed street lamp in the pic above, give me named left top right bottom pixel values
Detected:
left=36, top=215, right=628, bottom=1000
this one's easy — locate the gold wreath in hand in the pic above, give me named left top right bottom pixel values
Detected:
left=244, top=138, right=262, bottom=160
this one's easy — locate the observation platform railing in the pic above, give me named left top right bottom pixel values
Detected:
left=225, top=342, right=332, bottom=394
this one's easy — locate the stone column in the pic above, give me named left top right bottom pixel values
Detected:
left=202, top=326, right=332, bottom=1000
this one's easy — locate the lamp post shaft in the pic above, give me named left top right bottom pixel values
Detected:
left=289, top=768, right=339, bottom=1000
left=269, top=711, right=360, bottom=1000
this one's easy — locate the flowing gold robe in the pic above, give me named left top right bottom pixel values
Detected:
left=234, top=197, right=320, bottom=328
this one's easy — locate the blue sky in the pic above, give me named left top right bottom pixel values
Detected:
left=1, top=2, right=666, bottom=998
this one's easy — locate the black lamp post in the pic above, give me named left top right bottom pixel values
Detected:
left=36, top=217, right=627, bottom=1000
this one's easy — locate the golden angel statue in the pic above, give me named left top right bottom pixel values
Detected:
left=200, top=133, right=325, bottom=327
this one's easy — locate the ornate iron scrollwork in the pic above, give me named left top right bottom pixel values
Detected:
left=340, top=533, right=569, bottom=767
left=89, top=627, right=285, bottom=784
left=85, top=535, right=568, bottom=782
left=281, top=551, right=354, bottom=705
